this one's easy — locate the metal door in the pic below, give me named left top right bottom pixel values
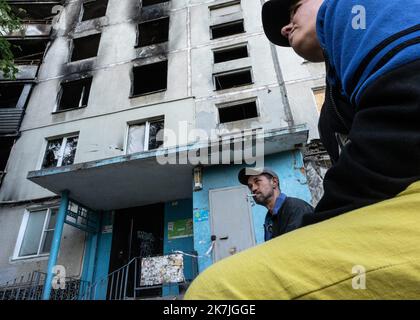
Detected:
left=209, top=186, right=255, bottom=262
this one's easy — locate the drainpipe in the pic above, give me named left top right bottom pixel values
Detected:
left=42, top=190, right=69, bottom=300
left=259, top=0, right=294, bottom=128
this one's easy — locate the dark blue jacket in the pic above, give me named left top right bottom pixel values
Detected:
left=317, top=0, right=420, bottom=105
left=264, top=195, right=314, bottom=240
left=304, top=0, right=420, bottom=225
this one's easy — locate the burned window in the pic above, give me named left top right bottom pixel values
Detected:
left=0, top=83, right=25, bottom=108
left=127, top=119, right=164, bottom=153
left=214, top=68, right=252, bottom=90
left=142, top=0, right=169, bottom=7
left=0, top=138, right=14, bottom=172
left=81, top=0, right=108, bottom=21
left=213, top=44, right=248, bottom=63
left=42, top=135, right=79, bottom=169
left=9, top=39, right=49, bottom=64
left=137, top=17, right=169, bottom=47
left=58, top=77, right=92, bottom=111
left=218, top=100, right=258, bottom=123
left=10, top=3, right=58, bottom=24
left=211, top=20, right=244, bottom=39
left=132, top=61, right=168, bottom=96
left=71, top=34, right=101, bottom=62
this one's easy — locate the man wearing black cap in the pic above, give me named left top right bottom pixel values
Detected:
left=261, top=0, right=420, bottom=224
left=238, top=167, right=313, bottom=240
left=185, top=0, right=420, bottom=299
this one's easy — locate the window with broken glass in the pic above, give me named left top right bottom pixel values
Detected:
left=142, top=0, right=169, bottom=7
left=137, top=16, right=169, bottom=47
left=16, top=208, right=57, bottom=258
left=42, top=135, right=79, bottom=169
left=218, top=100, right=258, bottom=123
left=209, top=1, right=244, bottom=39
left=132, top=60, right=168, bottom=96
left=0, top=83, right=25, bottom=108
left=213, top=68, right=253, bottom=90
left=127, top=119, right=164, bottom=153
left=57, top=77, right=92, bottom=111
left=81, top=0, right=108, bottom=21
left=71, top=34, right=101, bottom=62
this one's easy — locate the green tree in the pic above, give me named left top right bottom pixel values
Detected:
left=0, top=0, right=22, bottom=79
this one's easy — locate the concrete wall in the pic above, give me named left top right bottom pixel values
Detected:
left=0, top=0, right=314, bottom=202
left=275, top=46, right=326, bottom=140
left=192, top=151, right=312, bottom=272
left=0, top=202, right=86, bottom=284
left=191, top=0, right=290, bottom=136
left=0, top=97, right=195, bottom=202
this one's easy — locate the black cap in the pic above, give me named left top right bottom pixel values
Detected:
left=238, top=167, right=279, bottom=185
left=261, top=0, right=295, bottom=47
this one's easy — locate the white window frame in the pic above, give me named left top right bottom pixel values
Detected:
left=125, top=118, right=164, bottom=154
left=55, top=78, right=92, bottom=112
left=13, top=207, right=58, bottom=260
left=41, top=134, right=79, bottom=169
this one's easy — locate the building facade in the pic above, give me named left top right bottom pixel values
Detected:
left=0, top=0, right=326, bottom=299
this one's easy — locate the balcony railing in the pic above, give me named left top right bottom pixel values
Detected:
left=80, top=252, right=199, bottom=300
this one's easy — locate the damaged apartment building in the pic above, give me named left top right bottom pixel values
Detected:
left=0, top=0, right=328, bottom=300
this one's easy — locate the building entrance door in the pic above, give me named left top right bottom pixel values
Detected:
left=209, top=186, right=255, bottom=262
left=109, top=203, right=164, bottom=298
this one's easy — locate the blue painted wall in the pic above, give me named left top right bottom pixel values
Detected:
left=192, top=150, right=312, bottom=273
left=163, top=199, right=194, bottom=296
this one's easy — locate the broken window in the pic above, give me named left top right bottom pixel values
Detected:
left=58, top=77, right=92, bottom=111
left=214, top=68, right=252, bottom=90
left=9, top=39, right=49, bottom=64
left=42, top=135, right=79, bottom=169
left=210, top=20, right=244, bottom=39
left=137, top=17, right=169, bottom=47
left=218, top=100, right=258, bottom=123
left=71, top=34, right=101, bottom=62
left=142, top=0, right=169, bottom=7
left=0, top=138, right=14, bottom=173
left=81, top=0, right=108, bottom=21
left=210, top=1, right=242, bottom=26
left=132, top=61, right=168, bottom=96
left=127, top=119, right=164, bottom=153
left=213, top=44, right=248, bottom=63
left=10, top=3, right=59, bottom=24
left=17, top=208, right=57, bottom=258
left=0, top=83, right=25, bottom=108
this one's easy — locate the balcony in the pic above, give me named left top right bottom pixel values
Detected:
left=4, top=1, right=62, bottom=38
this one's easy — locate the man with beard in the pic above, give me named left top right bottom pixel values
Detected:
left=184, top=0, right=420, bottom=299
left=238, top=167, right=313, bottom=240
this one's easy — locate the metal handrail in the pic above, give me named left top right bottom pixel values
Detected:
left=79, top=252, right=199, bottom=300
